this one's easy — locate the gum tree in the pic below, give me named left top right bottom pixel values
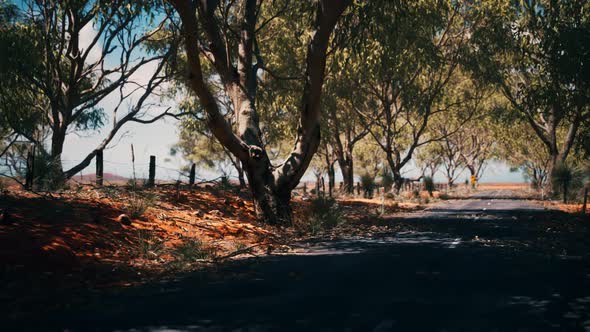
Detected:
left=471, top=0, right=590, bottom=188
left=169, top=0, right=351, bottom=224
left=352, top=0, right=486, bottom=193
left=8, top=0, right=179, bottom=184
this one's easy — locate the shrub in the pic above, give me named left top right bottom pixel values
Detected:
left=173, top=239, right=215, bottom=262
left=135, top=229, right=164, bottom=259
left=439, top=192, right=450, bottom=200
left=381, top=168, right=394, bottom=192
left=423, top=176, right=435, bottom=197
left=126, top=178, right=142, bottom=190
left=32, top=153, right=66, bottom=191
left=306, top=196, right=343, bottom=235
left=232, top=240, right=250, bottom=253
left=218, top=175, right=232, bottom=189
left=552, top=162, right=573, bottom=203
left=126, top=193, right=157, bottom=219
left=412, top=189, right=420, bottom=199
left=360, top=173, right=375, bottom=198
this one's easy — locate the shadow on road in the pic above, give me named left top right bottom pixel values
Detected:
left=4, top=210, right=590, bottom=331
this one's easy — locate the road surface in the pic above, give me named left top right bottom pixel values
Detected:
left=5, top=190, right=590, bottom=331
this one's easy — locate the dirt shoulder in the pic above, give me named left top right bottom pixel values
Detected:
left=0, top=185, right=423, bottom=292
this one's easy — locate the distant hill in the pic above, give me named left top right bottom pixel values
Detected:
left=75, top=172, right=128, bottom=183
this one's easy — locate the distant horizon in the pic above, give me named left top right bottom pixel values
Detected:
left=73, top=160, right=527, bottom=185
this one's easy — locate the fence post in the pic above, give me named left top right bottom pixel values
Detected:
left=189, top=163, right=196, bottom=187
left=582, top=187, right=588, bottom=215
left=147, top=155, right=156, bottom=187
left=96, top=149, right=103, bottom=187
left=25, top=150, right=34, bottom=190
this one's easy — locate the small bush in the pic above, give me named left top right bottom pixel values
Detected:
left=173, top=239, right=215, bottom=262
left=381, top=168, right=394, bottom=192
left=412, top=189, right=420, bottom=199
left=126, top=178, right=142, bottom=190
left=232, top=240, right=250, bottom=253
left=360, top=173, right=375, bottom=198
left=552, top=162, right=573, bottom=203
left=135, top=229, right=164, bottom=259
left=423, top=176, right=435, bottom=197
left=218, top=175, right=232, bottom=189
left=99, top=186, right=120, bottom=200
left=306, top=196, right=343, bottom=235
left=33, top=154, right=66, bottom=191
left=126, top=193, right=157, bottom=219
left=439, top=193, right=450, bottom=200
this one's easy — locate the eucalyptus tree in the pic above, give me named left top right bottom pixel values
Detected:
left=352, top=0, right=486, bottom=192
left=7, top=0, right=179, bottom=184
left=169, top=0, right=351, bottom=224
left=321, top=51, right=370, bottom=194
left=0, top=0, right=43, bottom=160
left=415, top=145, right=443, bottom=180
left=470, top=0, right=590, bottom=188
left=498, top=120, right=552, bottom=189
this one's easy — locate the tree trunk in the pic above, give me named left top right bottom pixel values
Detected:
left=582, top=188, right=588, bottom=215
left=391, top=167, right=403, bottom=194
left=243, top=160, right=292, bottom=225
left=447, top=175, right=454, bottom=189
left=48, top=128, right=67, bottom=186
left=327, top=162, right=335, bottom=197
left=338, top=156, right=354, bottom=194
left=236, top=157, right=246, bottom=188
left=171, top=0, right=350, bottom=225
left=547, top=154, right=558, bottom=194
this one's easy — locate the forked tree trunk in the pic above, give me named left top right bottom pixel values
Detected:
left=242, top=158, right=292, bottom=225
left=391, top=167, right=403, bottom=194
left=171, top=0, right=350, bottom=225
left=447, top=177, right=454, bottom=189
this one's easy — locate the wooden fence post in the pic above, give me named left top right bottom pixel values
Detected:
left=96, top=149, right=103, bottom=187
left=189, top=163, right=196, bottom=187
left=315, top=178, right=320, bottom=197
left=25, top=149, right=34, bottom=190
left=147, top=155, right=156, bottom=187
left=582, top=187, right=588, bottom=215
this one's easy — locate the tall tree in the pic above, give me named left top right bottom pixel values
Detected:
left=6, top=0, right=179, bottom=185
left=0, top=0, right=44, bottom=160
left=321, top=52, right=369, bottom=194
left=169, top=0, right=351, bottom=224
left=353, top=1, right=484, bottom=192
left=471, top=0, right=590, bottom=188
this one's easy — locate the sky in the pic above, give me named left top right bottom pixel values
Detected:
left=56, top=7, right=525, bottom=184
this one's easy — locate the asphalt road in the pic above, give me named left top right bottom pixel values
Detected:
left=6, top=190, right=590, bottom=332
left=420, top=189, right=545, bottom=218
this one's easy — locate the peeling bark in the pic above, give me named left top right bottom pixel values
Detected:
left=170, top=0, right=350, bottom=224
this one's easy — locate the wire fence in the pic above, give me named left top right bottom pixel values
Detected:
left=62, top=156, right=238, bottom=186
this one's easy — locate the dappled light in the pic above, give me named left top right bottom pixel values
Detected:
left=1, top=0, right=589, bottom=330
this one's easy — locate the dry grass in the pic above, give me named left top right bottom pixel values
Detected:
left=477, top=182, right=529, bottom=191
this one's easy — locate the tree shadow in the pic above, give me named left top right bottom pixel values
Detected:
left=4, top=209, right=589, bottom=331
